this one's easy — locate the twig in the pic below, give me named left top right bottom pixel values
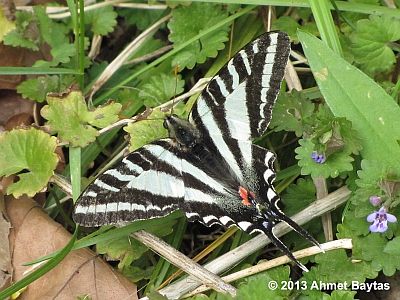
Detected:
left=16, top=1, right=167, bottom=19
left=152, top=186, right=351, bottom=300
left=158, top=77, right=211, bottom=111
left=124, top=45, right=173, bottom=65
left=314, top=177, right=333, bottom=241
left=185, top=238, right=353, bottom=296
left=50, top=174, right=72, bottom=197
left=96, top=77, right=210, bottom=136
left=131, top=230, right=236, bottom=296
left=290, top=50, right=308, bottom=65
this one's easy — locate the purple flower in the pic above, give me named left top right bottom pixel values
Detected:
left=311, top=151, right=326, bottom=164
left=369, top=196, right=382, bottom=207
left=367, top=207, right=397, bottom=233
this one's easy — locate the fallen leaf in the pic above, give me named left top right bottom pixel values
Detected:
left=0, top=91, right=33, bottom=127
left=5, top=196, right=138, bottom=299
left=0, top=195, right=11, bottom=290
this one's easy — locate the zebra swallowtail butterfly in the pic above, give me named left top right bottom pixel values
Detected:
left=73, top=31, right=320, bottom=271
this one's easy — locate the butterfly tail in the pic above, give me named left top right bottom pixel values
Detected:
left=273, top=208, right=322, bottom=250
left=261, top=220, right=309, bottom=272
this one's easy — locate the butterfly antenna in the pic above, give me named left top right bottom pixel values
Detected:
left=170, top=65, right=180, bottom=116
left=261, top=220, right=309, bottom=272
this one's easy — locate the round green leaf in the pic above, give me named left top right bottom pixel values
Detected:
left=0, top=128, right=58, bottom=197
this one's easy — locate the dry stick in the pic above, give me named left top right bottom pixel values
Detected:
left=96, top=77, right=210, bottom=136
left=125, top=45, right=173, bottom=65
left=131, top=230, right=236, bottom=296
left=151, top=186, right=351, bottom=300
left=314, top=177, right=333, bottom=241
left=186, top=238, right=353, bottom=297
left=16, top=1, right=167, bottom=19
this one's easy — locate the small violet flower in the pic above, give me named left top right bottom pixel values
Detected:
left=369, top=195, right=382, bottom=207
left=311, top=151, right=326, bottom=164
left=367, top=207, right=397, bottom=233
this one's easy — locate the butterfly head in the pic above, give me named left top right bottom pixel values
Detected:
left=164, top=115, right=200, bottom=148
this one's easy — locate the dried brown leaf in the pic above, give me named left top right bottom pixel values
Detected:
left=5, top=196, right=138, bottom=299
left=0, top=195, right=12, bottom=290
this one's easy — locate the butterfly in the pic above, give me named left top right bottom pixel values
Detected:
left=73, top=31, right=320, bottom=271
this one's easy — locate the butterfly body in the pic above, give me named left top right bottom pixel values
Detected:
left=73, top=31, right=320, bottom=271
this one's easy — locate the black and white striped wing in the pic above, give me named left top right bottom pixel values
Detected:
left=73, top=140, right=185, bottom=227
left=73, top=139, right=242, bottom=227
left=189, top=31, right=290, bottom=160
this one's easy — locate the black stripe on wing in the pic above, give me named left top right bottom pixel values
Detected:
left=190, top=31, right=290, bottom=141
left=73, top=139, right=186, bottom=227
left=188, top=32, right=290, bottom=181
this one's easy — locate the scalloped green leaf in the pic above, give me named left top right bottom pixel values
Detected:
left=168, top=2, right=230, bottom=69
left=233, top=267, right=291, bottom=300
left=124, top=109, right=168, bottom=152
left=295, top=138, right=354, bottom=179
left=41, top=90, right=122, bottom=147
left=3, top=10, right=38, bottom=50
left=350, top=15, right=400, bottom=74
left=0, top=128, right=58, bottom=197
left=360, top=233, right=400, bottom=276
left=270, top=90, right=314, bottom=137
left=281, top=178, right=316, bottom=216
left=85, top=6, right=117, bottom=35
left=138, top=73, right=185, bottom=107
left=298, top=31, right=400, bottom=172
left=0, top=6, right=16, bottom=41
left=16, top=75, right=72, bottom=103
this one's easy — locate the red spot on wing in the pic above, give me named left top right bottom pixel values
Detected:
left=239, top=186, right=252, bottom=206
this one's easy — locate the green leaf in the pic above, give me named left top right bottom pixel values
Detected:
left=124, top=109, right=168, bottom=152
left=281, top=178, right=316, bottom=216
left=234, top=267, right=291, bottom=300
left=0, top=128, right=58, bottom=197
left=97, top=236, right=148, bottom=269
left=138, top=73, right=185, bottom=107
left=41, top=90, right=122, bottom=147
left=270, top=90, right=315, bottom=137
left=300, top=249, right=377, bottom=298
left=16, top=75, right=73, bottom=102
left=298, top=30, right=400, bottom=171
left=3, top=10, right=39, bottom=50
left=384, top=236, right=400, bottom=255
left=272, top=16, right=318, bottom=44
left=120, top=7, right=164, bottom=31
left=168, top=2, right=230, bottom=69
left=85, top=6, right=117, bottom=35
left=0, top=6, right=16, bottom=41
left=328, top=290, right=357, bottom=300
left=350, top=15, right=400, bottom=74
left=295, top=138, right=354, bottom=179
left=360, top=233, right=400, bottom=276
left=96, top=216, right=176, bottom=269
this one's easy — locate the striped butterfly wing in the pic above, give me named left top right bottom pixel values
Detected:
left=189, top=31, right=290, bottom=182
left=74, top=31, right=290, bottom=228
left=74, top=137, right=260, bottom=228
left=74, top=139, right=184, bottom=227
left=73, top=31, right=319, bottom=270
